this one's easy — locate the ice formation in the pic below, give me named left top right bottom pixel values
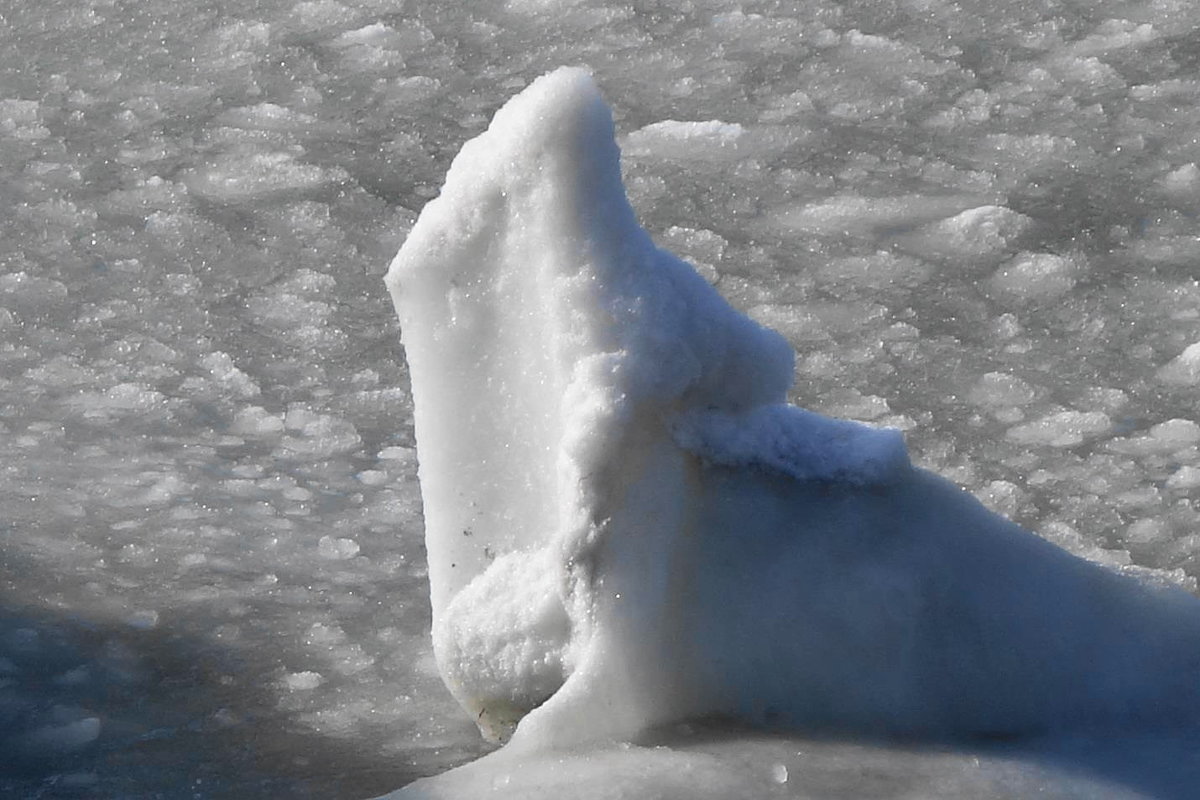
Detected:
left=385, top=65, right=1200, bottom=768
left=10, top=0, right=1200, bottom=796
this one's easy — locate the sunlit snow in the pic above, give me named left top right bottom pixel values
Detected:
left=4, top=1, right=1200, bottom=798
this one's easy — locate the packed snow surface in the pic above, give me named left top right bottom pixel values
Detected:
left=4, top=0, right=1200, bottom=798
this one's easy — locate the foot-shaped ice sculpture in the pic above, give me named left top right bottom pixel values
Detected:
left=385, top=67, right=1200, bottom=753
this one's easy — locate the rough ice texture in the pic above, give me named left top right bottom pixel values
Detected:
left=1159, top=341, right=1200, bottom=385
left=671, top=405, right=908, bottom=485
left=386, top=65, right=799, bottom=739
left=386, top=68, right=1200, bottom=772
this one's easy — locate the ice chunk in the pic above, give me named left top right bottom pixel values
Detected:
left=356, top=469, right=388, bottom=486
left=988, top=252, right=1081, bottom=303
left=1149, top=419, right=1200, bottom=447
left=1167, top=466, right=1200, bottom=490
left=1070, top=19, right=1159, bottom=56
left=897, top=205, right=1033, bottom=264
left=0, top=98, right=50, bottom=140
left=201, top=351, right=260, bottom=399
left=1006, top=410, right=1111, bottom=447
left=318, top=535, right=360, bottom=559
left=773, top=193, right=997, bottom=238
left=981, top=133, right=1081, bottom=183
left=326, top=22, right=423, bottom=71
left=1158, top=163, right=1200, bottom=198
left=0, top=271, right=69, bottom=313
left=103, top=176, right=188, bottom=216
left=331, top=22, right=401, bottom=49
left=624, top=120, right=745, bottom=158
left=201, top=20, right=272, bottom=70
left=1159, top=341, right=1200, bottom=385
left=278, top=407, right=361, bottom=457
left=185, top=150, right=349, bottom=203
left=283, top=670, right=325, bottom=691
left=386, top=69, right=1200, bottom=769
left=967, top=372, right=1037, bottom=408
left=230, top=405, right=285, bottom=436
left=214, top=102, right=323, bottom=134
left=435, top=549, right=572, bottom=743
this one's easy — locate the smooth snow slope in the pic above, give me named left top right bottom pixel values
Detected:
left=382, top=68, right=1200, bottom=797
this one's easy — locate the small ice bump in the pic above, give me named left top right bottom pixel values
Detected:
left=1006, top=410, right=1111, bottom=447
left=774, top=194, right=993, bottom=238
left=283, top=670, right=325, bottom=691
left=629, top=119, right=744, bottom=145
left=0, top=98, right=50, bottom=140
left=980, top=480, right=1026, bottom=519
left=230, top=406, right=285, bottom=436
left=306, top=622, right=346, bottom=645
left=377, top=446, right=415, bottom=461
left=1079, top=387, right=1130, bottom=415
left=76, top=383, right=169, bottom=420
left=1071, top=19, right=1158, bottom=56
left=318, top=535, right=360, bottom=559
left=279, top=409, right=361, bottom=457
left=283, top=486, right=313, bottom=501
left=185, top=151, right=349, bottom=203
left=899, top=205, right=1033, bottom=263
left=771, top=763, right=789, bottom=784
left=0, top=271, right=69, bottom=311
left=1167, top=466, right=1200, bottom=490
left=624, top=120, right=750, bottom=161
left=1149, top=419, right=1200, bottom=447
left=356, top=469, right=388, bottom=486
left=1159, top=163, right=1200, bottom=197
left=991, top=312, right=1023, bottom=340
left=330, top=22, right=401, bottom=49
left=216, top=102, right=315, bottom=131
left=968, top=372, right=1037, bottom=408
left=138, top=474, right=190, bottom=506
left=989, top=252, right=1080, bottom=302
left=201, top=351, right=260, bottom=398
left=1158, top=342, right=1200, bottom=385
left=1126, top=518, right=1170, bottom=545
left=325, top=22, right=421, bottom=71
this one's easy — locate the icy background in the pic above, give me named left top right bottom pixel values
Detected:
left=3, top=0, right=1200, bottom=797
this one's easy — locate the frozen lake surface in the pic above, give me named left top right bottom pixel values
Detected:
left=4, top=1, right=1200, bottom=798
